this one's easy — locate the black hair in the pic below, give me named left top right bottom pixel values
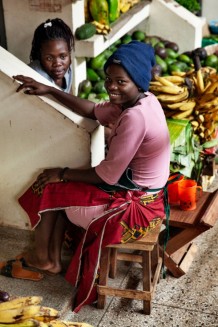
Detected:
left=30, top=18, right=74, bottom=61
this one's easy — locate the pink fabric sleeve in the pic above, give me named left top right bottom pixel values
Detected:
left=95, top=109, right=146, bottom=185
left=94, top=102, right=122, bottom=125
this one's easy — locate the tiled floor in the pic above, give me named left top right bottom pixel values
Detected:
left=0, top=220, right=217, bottom=327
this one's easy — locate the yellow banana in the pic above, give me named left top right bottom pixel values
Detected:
left=149, top=81, right=162, bottom=86
left=162, top=75, right=185, bottom=84
left=171, top=71, right=187, bottom=77
left=197, top=93, right=215, bottom=105
left=179, top=99, right=196, bottom=111
left=190, top=120, right=199, bottom=128
left=33, top=306, right=59, bottom=322
left=157, top=87, right=189, bottom=103
left=0, top=297, right=43, bottom=311
left=120, top=0, right=131, bottom=13
left=197, top=105, right=218, bottom=114
left=37, top=322, right=48, bottom=327
left=49, top=321, right=93, bottom=327
left=172, top=107, right=193, bottom=119
left=196, top=69, right=204, bottom=94
left=92, top=21, right=111, bottom=35
left=149, top=85, right=184, bottom=95
left=154, top=75, right=175, bottom=87
left=203, top=80, right=212, bottom=93
left=198, top=97, right=218, bottom=110
left=166, top=100, right=189, bottom=110
left=204, top=81, right=218, bottom=94
left=185, top=68, right=195, bottom=76
left=0, top=319, right=39, bottom=327
left=0, top=305, right=41, bottom=323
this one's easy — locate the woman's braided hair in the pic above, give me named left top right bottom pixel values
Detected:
left=30, top=18, right=74, bottom=62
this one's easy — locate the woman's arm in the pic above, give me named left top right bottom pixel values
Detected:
left=13, top=75, right=96, bottom=119
left=35, top=167, right=104, bottom=189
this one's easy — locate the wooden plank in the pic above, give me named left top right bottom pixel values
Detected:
left=165, top=226, right=206, bottom=255
left=97, top=285, right=152, bottom=301
left=170, top=243, right=191, bottom=264
left=117, top=252, right=142, bottom=263
left=199, top=191, right=218, bottom=227
left=159, top=246, right=185, bottom=278
left=167, top=192, right=216, bottom=228
left=179, top=243, right=198, bottom=273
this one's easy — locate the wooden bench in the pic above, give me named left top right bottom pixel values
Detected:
left=160, top=190, right=218, bottom=277
left=97, top=222, right=162, bottom=314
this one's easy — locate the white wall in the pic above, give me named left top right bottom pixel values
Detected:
left=0, top=46, right=104, bottom=230
left=202, top=0, right=218, bottom=22
left=148, top=0, right=204, bottom=53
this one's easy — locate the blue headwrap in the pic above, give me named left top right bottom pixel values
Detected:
left=104, top=40, right=155, bottom=92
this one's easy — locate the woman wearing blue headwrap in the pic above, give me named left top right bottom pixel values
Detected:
left=12, top=41, right=170, bottom=312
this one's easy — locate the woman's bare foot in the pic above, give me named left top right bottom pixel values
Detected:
left=16, top=252, right=62, bottom=275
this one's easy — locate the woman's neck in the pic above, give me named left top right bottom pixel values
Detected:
left=121, top=92, right=145, bottom=110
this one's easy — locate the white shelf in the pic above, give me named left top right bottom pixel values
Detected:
left=74, top=1, right=151, bottom=58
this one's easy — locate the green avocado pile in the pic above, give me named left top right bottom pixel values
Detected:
left=78, top=30, right=218, bottom=101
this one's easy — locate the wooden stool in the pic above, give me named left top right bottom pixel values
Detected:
left=97, top=222, right=162, bottom=314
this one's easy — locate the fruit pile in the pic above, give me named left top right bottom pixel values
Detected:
left=76, top=0, right=141, bottom=39
left=0, top=294, right=93, bottom=327
left=78, top=29, right=217, bottom=143
left=149, top=67, right=218, bottom=144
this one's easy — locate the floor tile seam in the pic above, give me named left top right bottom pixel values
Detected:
left=153, top=302, right=218, bottom=316
left=96, top=266, right=133, bottom=326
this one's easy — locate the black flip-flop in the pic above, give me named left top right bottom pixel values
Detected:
left=15, top=253, right=60, bottom=276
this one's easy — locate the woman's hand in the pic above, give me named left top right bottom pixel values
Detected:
left=36, top=168, right=62, bottom=189
left=13, top=75, right=52, bottom=95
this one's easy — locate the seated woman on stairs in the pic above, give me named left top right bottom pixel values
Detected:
left=11, top=41, right=170, bottom=312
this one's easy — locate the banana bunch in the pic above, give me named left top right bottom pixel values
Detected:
left=120, top=0, right=140, bottom=13
left=89, top=0, right=120, bottom=26
left=91, top=20, right=111, bottom=35
left=190, top=70, right=218, bottom=143
left=150, top=69, right=218, bottom=143
left=149, top=75, right=194, bottom=119
left=0, top=296, right=93, bottom=327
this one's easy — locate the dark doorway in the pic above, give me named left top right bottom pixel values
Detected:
left=0, top=0, right=7, bottom=49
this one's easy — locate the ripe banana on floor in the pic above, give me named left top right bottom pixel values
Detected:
left=0, top=320, right=93, bottom=327
left=32, top=307, right=59, bottom=322
left=0, top=305, right=42, bottom=323
left=0, top=319, right=39, bottom=327
left=0, top=296, right=93, bottom=327
left=49, top=320, right=93, bottom=327
left=0, top=297, right=43, bottom=311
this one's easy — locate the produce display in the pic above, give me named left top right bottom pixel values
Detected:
left=76, top=0, right=141, bottom=38
left=77, top=30, right=218, bottom=149
left=0, top=294, right=93, bottom=327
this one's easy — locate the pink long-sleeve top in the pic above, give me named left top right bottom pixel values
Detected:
left=94, top=92, right=171, bottom=190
